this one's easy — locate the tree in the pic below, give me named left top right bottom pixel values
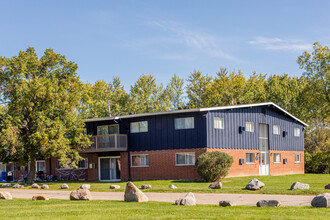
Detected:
left=0, top=48, right=90, bottom=184
left=165, top=74, right=185, bottom=109
left=186, top=70, right=212, bottom=108
left=241, top=72, right=268, bottom=104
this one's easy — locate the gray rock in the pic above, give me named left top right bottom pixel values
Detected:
left=61, top=184, right=69, bottom=189
left=31, top=183, right=40, bottom=189
left=141, top=184, right=151, bottom=189
left=169, top=184, right=177, bottom=189
left=175, top=192, right=196, bottom=206
left=290, top=182, right=309, bottom=190
left=209, top=181, right=222, bottom=189
left=124, top=182, right=148, bottom=202
left=311, top=193, right=330, bottom=208
left=41, top=184, right=49, bottom=189
left=110, top=185, right=120, bottom=189
left=245, top=178, right=265, bottom=190
left=12, top=184, right=24, bottom=188
left=1, top=183, right=12, bottom=188
left=80, top=184, right=91, bottom=189
left=0, top=191, right=12, bottom=200
left=70, top=188, right=92, bottom=200
left=325, top=184, right=330, bottom=189
left=219, top=200, right=236, bottom=207
left=257, top=200, right=281, bottom=207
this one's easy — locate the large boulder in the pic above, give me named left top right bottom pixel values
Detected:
left=311, top=193, right=330, bottom=208
left=110, top=185, right=120, bottom=189
left=80, top=184, right=91, bottom=189
left=256, top=200, right=281, bottom=207
left=219, top=200, right=236, bottom=207
left=61, top=184, right=69, bottom=189
left=32, top=195, right=49, bottom=200
left=31, top=183, right=40, bottom=189
left=175, top=192, right=196, bottom=206
left=41, top=184, right=49, bottom=189
left=325, top=184, right=330, bottom=189
left=70, top=188, right=92, bottom=200
left=209, top=182, right=222, bottom=189
left=245, top=178, right=265, bottom=190
left=141, top=184, right=151, bottom=189
left=0, top=191, right=12, bottom=200
left=169, top=184, right=177, bottom=189
left=1, top=183, right=12, bottom=188
left=124, top=182, right=148, bottom=202
left=290, top=182, right=309, bottom=190
left=12, top=184, right=24, bottom=189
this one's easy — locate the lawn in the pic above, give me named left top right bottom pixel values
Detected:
left=0, top=199, right=328, bottom=220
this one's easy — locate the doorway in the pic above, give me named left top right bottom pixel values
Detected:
left=258, top=124, right=269, bottom=175
left=98, top=157, right=121, bottom=181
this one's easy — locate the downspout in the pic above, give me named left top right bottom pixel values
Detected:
left=128, top=151, right=131, bottom=180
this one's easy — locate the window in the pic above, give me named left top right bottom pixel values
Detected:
left=131, top=155, right=149, bottom=167
left=175, top=153, right=195, bottom=165
left=214, top=117, right=224, bottom=129
left=175, top=117, right=194, bottom=130
left=273, top=125, right=280, bottom=135
left=246, top=153, right=255, bottom=164
left=245, top=122, right=254, bottom=132
left=130, top=121, right=148, bottom=133
left=36, top=160, right=46, bottom=173
left=78, top=158, right=88, bottom=169
left=97, top=124, right=119, bottom=135
left=294, top=128, right=300, bottom=137
left=273, top=153, right=281, bottom=163
left=295, top=153, right=301, bottom=163
left=57, top=160, right=72, bottom=169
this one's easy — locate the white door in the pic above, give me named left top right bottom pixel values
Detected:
left=99, top=157, right=121, bottom=181
left=259, top=124, right=269, bottom=175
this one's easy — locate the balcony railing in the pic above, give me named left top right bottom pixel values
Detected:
left=83, top=134, right=128, bottom=152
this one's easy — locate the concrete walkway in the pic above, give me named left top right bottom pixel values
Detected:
left=3, top=189, right=314, bottom=206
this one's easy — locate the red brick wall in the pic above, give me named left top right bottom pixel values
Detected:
left=269, top=150, right=304, bottom=175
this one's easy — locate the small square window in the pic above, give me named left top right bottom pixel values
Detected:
left=214, top=117, right=224, bottom=129
left=175, top=153, right=195, bottom=165
left=273, top=125, right=280, bottom=135
left=246, top=153, right=255, bottom=164
left=245, top=122, right=254, bottom=132
left=78, top=158, right=88, bottom=169
left=131, top=155, right=149, bottom=167
left=273, top=153, right=281, bottom=163
left=294, top=128, right=300, bottom=137
left=295, top=153, right=301, bottom=163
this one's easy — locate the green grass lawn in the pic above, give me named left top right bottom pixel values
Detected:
left=5, top=174, right=330, bottom=195
left=0, top=199, right=328, bottom=220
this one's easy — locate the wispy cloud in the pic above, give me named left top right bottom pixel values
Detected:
left=249, top=37, right=312, bottom=51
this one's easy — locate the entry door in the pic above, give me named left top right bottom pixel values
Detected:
left=259, top=124, right=269, bottom=175
left=99, top=157, right=121, bottom=181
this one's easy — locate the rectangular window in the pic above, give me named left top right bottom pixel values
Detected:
left=295, top=153, right=301, bottom=163
left=57, top=160, right=72, bottom=169
left=175, top=153, right=195, bottom=165
left=78, top=158, right=88, bottom=169
left=273, top=153, right=281, bottom=163
left=294, top=128, right=300, bottom=137
left=175, top=117, right=194, bottom=130
left=36, top=160, right=46, bottom=173
left=130, top=121, right=148, bottom=133
left=214, top=117, right=224, bottom=129
left=246, top=153, right=255, bottom=164
left=131, top=155, right=149, bottom=167
left=97, top=124, right=119, bottom=135
left=245, top=122, right=254, bottom=132
left=273, top=125, right=280, bottom=135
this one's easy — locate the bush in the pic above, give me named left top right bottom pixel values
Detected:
left=195, top=151, right=233, bottom=182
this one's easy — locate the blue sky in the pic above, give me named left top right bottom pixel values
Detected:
left=1, top=1, right=329, bottom=89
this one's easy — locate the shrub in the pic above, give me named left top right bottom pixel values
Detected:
left=195, top=151, right=233, bottom=182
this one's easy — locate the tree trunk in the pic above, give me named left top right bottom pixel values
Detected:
left=27, top=154, right=36, bottom=184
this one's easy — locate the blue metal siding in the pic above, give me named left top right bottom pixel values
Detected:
left=206, top=107, right=304, bottom=151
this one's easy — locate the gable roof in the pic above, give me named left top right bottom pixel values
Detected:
left=84, top=102, right=308, bottom=127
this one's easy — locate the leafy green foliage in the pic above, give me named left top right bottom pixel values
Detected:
left=195, top=152, right=234, bottom=182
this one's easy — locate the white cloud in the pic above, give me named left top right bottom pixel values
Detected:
left=249, top=37, right=312, bottom=51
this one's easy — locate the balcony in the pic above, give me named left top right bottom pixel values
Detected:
left=83, top=134, right=128, bottom=152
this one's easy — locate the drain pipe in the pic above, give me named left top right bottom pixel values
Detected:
left=128, top=151, right=131, bottom=180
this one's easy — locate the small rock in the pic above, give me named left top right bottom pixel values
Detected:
left=32, top=195, right=49, bottom=200
left=256, top=200, right=281, bottom=207
left=311, top=193, right=330, bottom=208
left=169, top=184, right=178, bottom=189
left=70, top=188, right=92, bottom=200
left=175, top=192, right=196, bottom=206
left=12, top=184, right=24, bottom=188
left=41, top=184, right=49, bottom=189
left=325, top=184, right=330, bottom=189
left=31, top=183, right=40, bottom=189
left=61, top=184, right=69, bottom=189
left=1, top=183, right=12, bottom=188
left=219, top=200, right=236, bottom=207
left=290, top=182, right=309, bottom=190
left=141, top=184, right=151, bottom=189
left=245, top=178, right=265, bottom=190
left=0, top=191, right=12, bottom=200
left=124, top=182, right=148, bottom=202
left=110, top=185, right=120, bottom=189
left=80, top=184, right=91, bottom=189
left=209, top=181, right=222, bottom=189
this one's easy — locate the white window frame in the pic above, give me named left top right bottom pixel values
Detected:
left=246, top=153, right=255, bottom=164
left=78, top=158, right=88, bottom=169
left=130, top=121, right=148, bottom=133
left=273, top=125, right=280, bottom=135
left=294, top=128, right=300, bottom=137
left=175, top=152, right=195, bottom=166
left=295, top=153, right=301, bottom=163
left=174, top=117, right=195, bottom=130
left=245, top=122, right=254, bottom=132
left=131, top=154, right=149, bottom=167
left=214, top=117, right=224, bottom=129
left=273, top=153, right=281, bottom=163
left=36, top=160, right=46, bottom=173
